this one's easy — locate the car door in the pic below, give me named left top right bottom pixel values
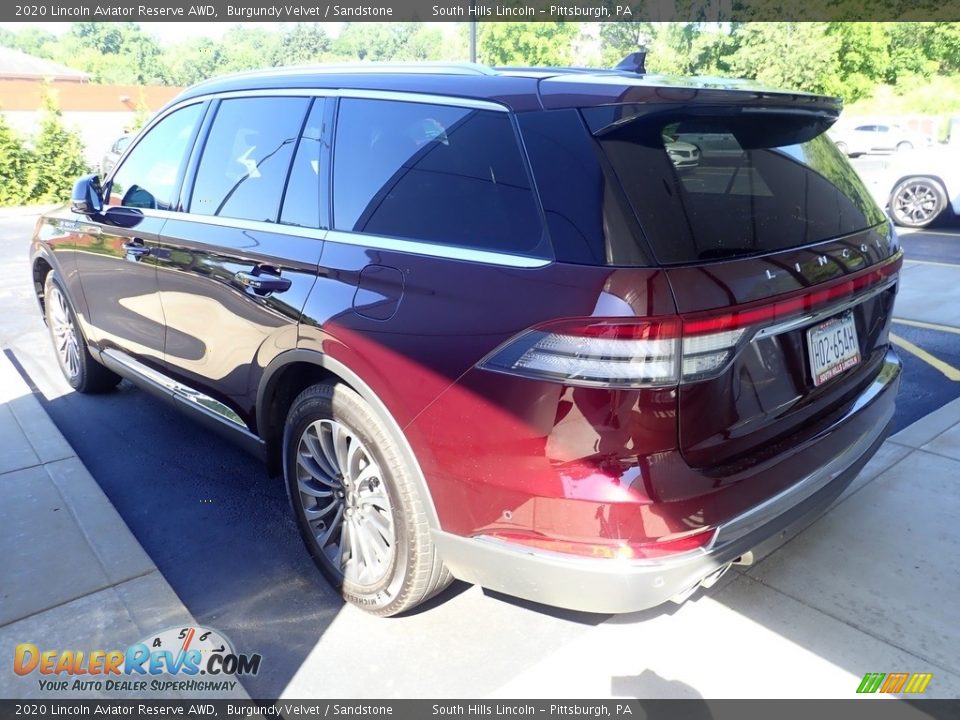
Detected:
left=153, top=95, right=331, bottom=429
left=874, top=124, right=895, bottom=152
left=74, top=101, right=206, bottom=371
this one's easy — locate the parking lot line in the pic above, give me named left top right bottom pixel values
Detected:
left=892, top=318, right=960, bottom=335
left=890, top=333, right=960, bottom=382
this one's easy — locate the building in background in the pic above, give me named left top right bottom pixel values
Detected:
left=0, top=46, right=181, bottom=168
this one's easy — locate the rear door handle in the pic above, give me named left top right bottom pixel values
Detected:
left=122, top=239, right=151, bottom=259
left=234, top=270, right=291, bottom=293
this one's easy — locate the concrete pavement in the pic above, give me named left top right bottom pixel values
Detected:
left=0, top=350, right=247, bottom=700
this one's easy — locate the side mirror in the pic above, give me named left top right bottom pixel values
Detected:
left=71, top=174, right=104, bottom=216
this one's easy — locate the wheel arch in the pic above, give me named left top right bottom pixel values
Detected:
left=256, top=349, right=441, bottom=530
left=31, top=247, right=58, bottom=318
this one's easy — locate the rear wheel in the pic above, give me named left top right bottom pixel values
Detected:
left=835, top=141, right=849, bottom=156
left=889, top=177, right=947, bottom=228
left=896, top=141, right=914, bottom=152
left=43, top=272, right=121, bottom=393
left=283, top=382, right=451, bottom=616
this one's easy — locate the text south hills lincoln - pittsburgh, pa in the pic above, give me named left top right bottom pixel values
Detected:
left=431, top=4, right=633, bottom=15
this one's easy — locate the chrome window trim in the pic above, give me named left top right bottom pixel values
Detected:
left=335, top=89, right=508, bottom=112
left=147, top=88, right=507, bottom=130
left=145, top=209, right=328, bottom=242
left=129, top=211, right=547, bottom=268
left=324, top=230, right=550, bottom=268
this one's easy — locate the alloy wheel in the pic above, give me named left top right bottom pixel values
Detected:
left=892, top=181, right=942, bottom=226
left=48, top=286, right=81, bottom=382
left=295, top=418, right=395, bottom=586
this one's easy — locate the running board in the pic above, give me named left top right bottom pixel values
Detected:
left=99, top=348, right=266, bottom=460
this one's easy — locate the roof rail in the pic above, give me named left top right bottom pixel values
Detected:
left=215, top=62, right=498, bottom=81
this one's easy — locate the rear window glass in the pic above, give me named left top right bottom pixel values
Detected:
left=583, top=106, right=886, bottom=265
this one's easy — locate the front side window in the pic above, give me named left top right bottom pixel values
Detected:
left=332, top=98, right=546, bottom=257
left=190, top=97, right=310, bottom=223
left=109, top=103, right=203, bottom=210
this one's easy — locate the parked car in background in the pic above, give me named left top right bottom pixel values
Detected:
left=862, top=147, right=960, bottom=228
left=663, top=134, right=701, bottom=168
left=99, top=135, right=131, bottom=177
left=32, top=62, right=902, bottom=617
left=830, top=122, right=931, bottom=157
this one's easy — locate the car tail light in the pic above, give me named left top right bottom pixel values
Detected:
left=486, top=527, right=717, bottom=561
left=480, top=318, right=681, bottom=388
left=480, top=256, right=901, bottom=388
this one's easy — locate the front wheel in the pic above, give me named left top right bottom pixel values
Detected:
left=283, top=382, right=451, bottom=616
left=889, top=177, right=947, bottom=228
left=835, top=141, right=849, bottom=156
left=43, top=272, right=121, bottom=393
left=896, top=141, right=914, bottom=152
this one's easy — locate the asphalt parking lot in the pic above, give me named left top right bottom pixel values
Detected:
left=1, top=201, right=959, bottom=698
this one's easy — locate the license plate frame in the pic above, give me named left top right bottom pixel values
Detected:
left=806, top=311, right=861, bottom=387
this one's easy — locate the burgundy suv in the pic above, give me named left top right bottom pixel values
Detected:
left=31, top=61, right=901, bottom=616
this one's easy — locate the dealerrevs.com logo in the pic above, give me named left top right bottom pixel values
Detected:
left=13, top=626, right=261, bottom=694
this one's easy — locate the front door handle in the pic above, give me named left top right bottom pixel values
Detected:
left=122, top=239, right=151, bottom=259
left=234, top=270, right=291, bottom=293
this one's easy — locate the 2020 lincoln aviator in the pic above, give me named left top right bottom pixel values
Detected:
left=31, top=59, right=902, bottom=616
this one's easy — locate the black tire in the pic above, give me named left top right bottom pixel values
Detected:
left=889, top=177, right=948, bottom=228
left=283, top=382, right=452, bottom=616
left=896, top=141, right=914, bottom=152
left=43, top=272, right=121, bottom=393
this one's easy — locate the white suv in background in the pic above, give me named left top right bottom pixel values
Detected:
left=831, top=122, right=931, bottom=157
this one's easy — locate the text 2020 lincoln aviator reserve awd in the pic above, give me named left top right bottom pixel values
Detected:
left=31, top=60, right=901, bottom=616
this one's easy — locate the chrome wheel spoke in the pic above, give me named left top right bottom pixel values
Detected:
left=296, top=451, right=339, bottom=488
left=303, top=426, right=337, bottom=478
left=316, top=503, right=344, bottom=548
left=294, top=416, right=395, bottom=587
left=48, top=287, right=81, bottom=381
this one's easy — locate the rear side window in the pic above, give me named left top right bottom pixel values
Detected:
left=332, top=98, right=547, bottom=257
left=190, top=97, right=310, bottom=223
left=583, top=106, right=887, bottom=265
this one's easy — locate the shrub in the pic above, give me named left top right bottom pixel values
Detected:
left=0, top=114, right=34, bottom=206
left=29, top=89, right=90, bottom=204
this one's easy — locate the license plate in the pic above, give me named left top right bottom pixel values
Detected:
left=807, top=312, right=861, bottom=386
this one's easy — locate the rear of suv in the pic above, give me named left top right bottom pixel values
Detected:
left=31, top=61, right=901, bottom=616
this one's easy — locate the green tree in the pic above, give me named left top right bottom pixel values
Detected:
left=825, top=22, right=890, bottom=101
left=0, top=114, right=34, bottom=206
left=479, top=22, right=580, bottom=66
left=726, top=23, right=842, bottom=95
left=0, top=27, right=58, bottom=58
left=165, top=37, right=224, bottom=86
left=600, top=21, right=654, bottom=66
left=29, top=90, right=89, bottom=204
left=276, top=23, right=332, bottom=65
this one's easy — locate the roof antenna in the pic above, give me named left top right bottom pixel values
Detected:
left=615, top=51, right=647, bottom=75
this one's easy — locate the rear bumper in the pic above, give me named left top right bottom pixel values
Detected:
left=433, top=351, right=900, bottom=614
